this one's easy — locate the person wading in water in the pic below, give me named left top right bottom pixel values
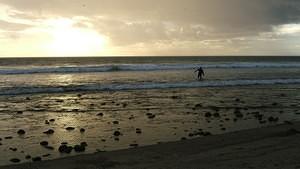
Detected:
left=195, top=67, right=205, bottom=80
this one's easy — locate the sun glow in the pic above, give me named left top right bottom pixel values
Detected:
left=47, top=19, right=107, bottom=56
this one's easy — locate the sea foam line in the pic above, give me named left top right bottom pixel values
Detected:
left=0, top=62, right=300, bottom=75
left=0, top=78, right=299, bottom=95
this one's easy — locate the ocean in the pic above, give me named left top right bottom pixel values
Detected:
left=0, top=56, right=300, bottom=95
left=0, top=56, right=300, bottom=165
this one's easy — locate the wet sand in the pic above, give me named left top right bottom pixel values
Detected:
left=0, top=84, right=299, bottom=166
left=2, top=121, right=300, bottom=169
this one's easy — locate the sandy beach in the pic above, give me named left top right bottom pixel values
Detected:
left=1, top=121, right=300, bottom=169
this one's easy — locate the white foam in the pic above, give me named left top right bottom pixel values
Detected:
left=1, top=78, right=300, bottom=95
left=0, top=62, right=299, bottom=75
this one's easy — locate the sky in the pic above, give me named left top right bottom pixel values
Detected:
left=1, top=0, right=300, bottom=57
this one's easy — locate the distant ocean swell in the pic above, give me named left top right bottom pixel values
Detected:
left=1, top=78, right=300, bottom=95
left=0, top=62, right=300, bottom=75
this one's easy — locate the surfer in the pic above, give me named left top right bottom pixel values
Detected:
left=195, top=67, right=205, bottom=80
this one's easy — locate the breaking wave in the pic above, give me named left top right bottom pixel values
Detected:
left=1, top=78, right=300, bottom=95
left=0, top=62, right=300, bottom=75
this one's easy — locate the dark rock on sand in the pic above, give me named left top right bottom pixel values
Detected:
left=113, top=121, right=119, bottom=125
left=129, top=144, right=139, bottom=148
left=97, top=113, right=104, bottom=116
left=5, top=136, right=13, bottom=139
left=234, top=109, right=243, bottom=118
left=17, top=111, right=23, bottom=114
left=10, top=158, right=20, bottom=163
left=181, top=137, right=187, bottom=140
left=195, top=104, right=202, bottom=108
left=113, top=131, right=121, bottom=136
left=43, top=129, right=54, bottom=135
left=17, top=129, right=26, bottom=135
left=44, top=146, right=54, bottom=150
left=205, top=112, right=212, bottom=118
left=74, top=144, right=86, bottom=152
left=136, top=128, right=142, bottom=134
left=268, top=116, right=279, bottom=122
left=66, top=127, right=75, bottom=131
left=213, top=113, right=220, bottom=118
left=42, top=154, right=51, bottom=157
left=80, top=128, right=85, bottom=133
left=9, top=148, right=17, bottom=151
left=81, top=142, right=88, bottom=147
left=49, top=119, right=55, bottom=122
left=25, top=155, right=31, bottom=159
left=40, top=141, right=49, bottom=146
left=45, top=120, right=50, bottom=124
left=58, top=145, right=73, bottom=154
left=147, top=113, right=156, bottom=119
left=32, top=156, right=42, bottom=162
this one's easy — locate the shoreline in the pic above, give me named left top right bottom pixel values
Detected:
left=2, top=122, right=300, bottom=169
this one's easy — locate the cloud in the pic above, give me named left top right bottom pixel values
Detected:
left=1, top=0, right=300, bottom=56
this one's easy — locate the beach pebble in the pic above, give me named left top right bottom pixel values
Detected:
left=66, top=127, right=75, bottom=131
left=136, top=128, right=142, bottom=134
left=205, top=112, right=212, bottom=118
left=114, top=137, right=120, bottom=141
left=101, top=139, right=106, bottom=142
left=58, top=145, right=73, bottom=154
left=42, top=154, right=51, bottom=157
left=97, top=113, right=104, bottom=116
left=5, top=136, right=13, bottom=139
left=268, top=116, right=279, bottom=122
left=213, top=113, right=220, bottom=118
left=234, top=109, right=243, bottom=118
left=113, top=121, right=119, bottom=125
left=9, top=148, right=17, bottom=151
left=49, top=119, right=55, bottom=122
left=113, top=131, right=121, bottom=136
left=147, top=114, right=156, bottom=119
left=25, top=155, right=31, bottom=159
left=74, top=145, right=86, bottom=152
left=32, top=157, right=42, bottom=162
left=45, top=120, right=50, bottom=124
left=17, top=111, right=23, bottom=114
left=195, top=104, right=202, bottom=108
left=17, top=129, right=26, bottom=135
left=43, top=129, right=54, bottom=135
left=40, top=141, right=48, bottom=146
left=44, top=146, right=54, bottom=150
left=80, top=128, right=85, bottom=133
left=81, top=142, right=88, bottom=147
left=129, top=144, right=139, bottom=148
left=10, top=158, right=20, bottom=163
